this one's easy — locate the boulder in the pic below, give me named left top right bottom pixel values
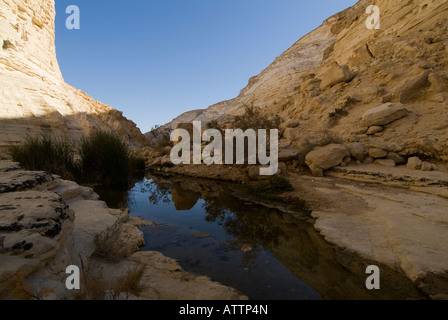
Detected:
left=353, top=127, right=368, bottom=135
left=345, top=142, right=367, bottom=161
left=340, top=157, right=352, bottom=167
left=421, top=161, right=433, bottom=171
left=319, top=62, right=353, bottom=90
left=428, top=72, right=447, bottom=93
left=278, top=148, right=299, bottom=162
left=406, top=157, right=422, bottom=170
left=349, top=44, right=375, bottom=66
left=363, top=157, right=374, bottom=165
left=387, top=152, right=406, bottom=165
left=366, top=126, right=383, bottom=135
left=399, top=70, right=430, bottom=103
left=160, top=156, right=173, bottom=167
left=284, top=119, right=300, bottom=128
left=349, top=134, right=360, bottom=142
left=305, top=144, right=349, bottom=176
left=362, top=103, right=409, bottom=126
left=283, top=127, right=301, bottom=141
left=374, top=159, right=396, bottom=167
left=368, top=148, right=388, bottom=158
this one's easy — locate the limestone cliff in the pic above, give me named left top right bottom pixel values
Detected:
left=156, top=0, right=448, bottom=162
left=0, top=0, right=148, bottom=149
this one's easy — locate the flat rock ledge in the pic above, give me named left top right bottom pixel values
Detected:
left=0, top=161, right=247, bottom=300
left=286, top=165, right=448, bottom=299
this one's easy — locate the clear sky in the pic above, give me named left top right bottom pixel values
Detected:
left=55, top=0, right=358, bottom=133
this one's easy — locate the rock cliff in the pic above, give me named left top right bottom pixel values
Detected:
left=155, top=0, right=448, bottom=162
left=0, top=0, right=147, bottom=149
left=141, top=0, right=448, bottom=298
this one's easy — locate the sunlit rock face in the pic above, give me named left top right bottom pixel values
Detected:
left=0, top=0, right=147, bottom=149
left=156, top=0, right=448, bottom=162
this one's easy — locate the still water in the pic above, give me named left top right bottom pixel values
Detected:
left=96, top=172, right=425, bottom=300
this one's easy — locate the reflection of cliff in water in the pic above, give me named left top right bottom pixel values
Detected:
left=145, top=172, right=425, bottom=300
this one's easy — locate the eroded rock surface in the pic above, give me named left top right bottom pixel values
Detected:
left=0, top=0, right=147, bottom=149
left=0, top=161, right=247, bottom=300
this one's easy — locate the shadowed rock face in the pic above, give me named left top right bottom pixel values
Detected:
left=0, top=0, right=148, bottom=149
left=0, top=161, right=247, bottom=300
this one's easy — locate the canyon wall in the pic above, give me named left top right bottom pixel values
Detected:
left=158, top=0, right=448, bottom=162
left=0, top=0, right=148, bottom=149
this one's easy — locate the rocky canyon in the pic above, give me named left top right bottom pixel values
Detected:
left=143, top=0, right=448, bottom=299
left=1, top=0, right=448, bottom=301
left=0, top=0, right=148, bottom=150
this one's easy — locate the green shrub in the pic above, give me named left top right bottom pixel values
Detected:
left=9, top=135, right=77, bottom=180
left=9, top=131, right=140, bottom=188
left=78, top=131, right=130, bottom=186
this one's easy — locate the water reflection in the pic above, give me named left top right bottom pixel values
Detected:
left=172, top=185, right=201, bottom=210
left=106, top=171, right=426, bottom=300
left=139, top=179, right=171, bottom=205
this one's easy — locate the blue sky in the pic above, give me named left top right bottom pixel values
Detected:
left=55, top=0, right=357, bottom=133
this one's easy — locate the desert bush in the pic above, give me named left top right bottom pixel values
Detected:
left=109, top=265, right=146, bottom=300
left=205, top=119, right=220, bottom=130
left=233, top=104, right=281, bottom=131
left=9, top=135, right=78, bottom=180
left=147, top=126, right=171, bottom=149
left=74, top=258, right=146, bottom=300
left=93, top=221, right=129, bottom=263
left=209, top=104, right=281, bottom=163
left=78, top=131, right=130, bottom=186
left=73, top=257, right=106, bottom=300
left=9, top=131, right=139, bottom=187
